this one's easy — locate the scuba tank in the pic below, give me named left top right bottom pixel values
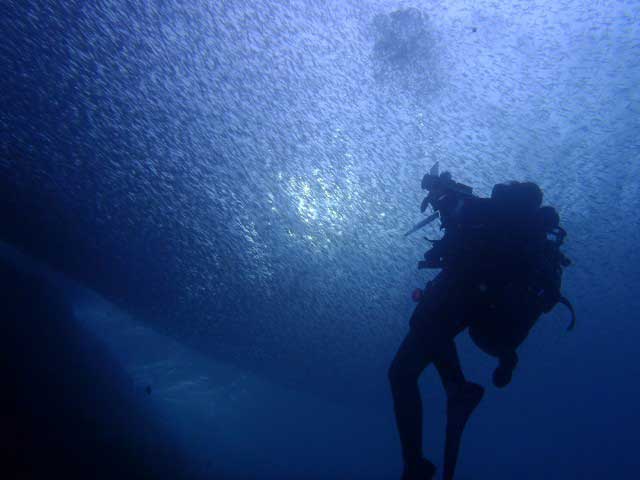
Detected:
left=406, top=165, right=576, bottom=386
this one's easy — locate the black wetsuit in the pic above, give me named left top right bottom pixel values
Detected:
left=388, top=193, right=525, bottom=479
left=389, top=271, right=482, bottom=469
left=389, top=180, right=567, bottom=479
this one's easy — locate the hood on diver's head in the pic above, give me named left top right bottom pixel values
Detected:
left=421, top=162, right=454, bottom=191
left=420, top=162, right=469, bottom=212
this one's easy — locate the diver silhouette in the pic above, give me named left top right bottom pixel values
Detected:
left=390, top=164, right=575, bottom=480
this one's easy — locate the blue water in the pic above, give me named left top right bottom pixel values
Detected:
left=1, top=1, right=639, bottom=478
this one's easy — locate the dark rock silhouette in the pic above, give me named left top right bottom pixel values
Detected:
left=0, top=258, right=200, bottom=480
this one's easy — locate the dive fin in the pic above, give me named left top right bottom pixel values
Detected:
left=443, top=382, right=484, bottom=480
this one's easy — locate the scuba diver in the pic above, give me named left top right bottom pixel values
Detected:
left=389, top=163, right=574, bottom=480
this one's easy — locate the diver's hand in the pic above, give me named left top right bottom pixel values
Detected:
left=492, top=352, right=518, bottom=388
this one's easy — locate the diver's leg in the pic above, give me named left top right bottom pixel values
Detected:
left=433, top=339, right=485, bottom=404
left=433, top=340, right=467, bottom=397
left=434, top=341, right=484, bottom=480
left=388, top=328, right=434, bottom=469
left=388, top=273, right=468, bottom=478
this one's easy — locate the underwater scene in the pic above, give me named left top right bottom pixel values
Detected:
left=2, top=1, right=639, bottom=479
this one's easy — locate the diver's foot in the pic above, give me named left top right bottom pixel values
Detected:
left=447, top=381, right=484, bottom=428
left=401, top=458, right=436, bottom=480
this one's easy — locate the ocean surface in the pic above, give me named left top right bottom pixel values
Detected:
left=2, top=1, right=639, bottom=478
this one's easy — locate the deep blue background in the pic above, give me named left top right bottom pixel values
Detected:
left=2, top=1, right=639, bottom=478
